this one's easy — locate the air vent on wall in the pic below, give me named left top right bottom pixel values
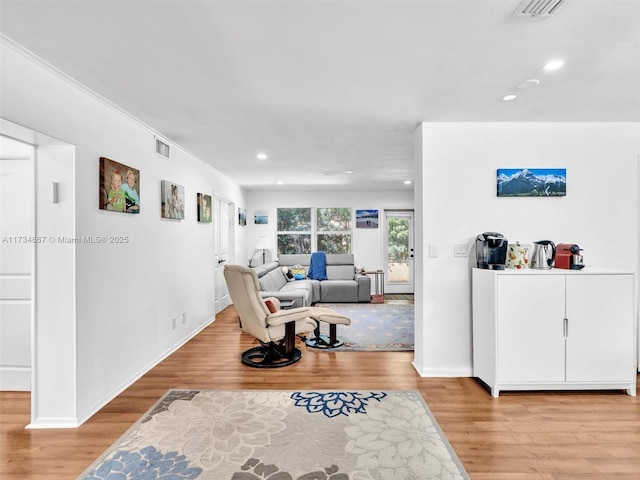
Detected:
left=156, top=138, right=170, bottom=158
left=513, top=0, right=567, bottom=18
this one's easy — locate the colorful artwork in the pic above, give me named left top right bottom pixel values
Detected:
left=161, top=180, right=185, bottom=220
left=497, top=168, right=566, bottom=197
left=254, top=209, right=268, bottom=224
left=99, top=157, right=140, bottom=214
left=197, top=193, right=212, bottom=223
left=356, top=209, right=378, bottom=228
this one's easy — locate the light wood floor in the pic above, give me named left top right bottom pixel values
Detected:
left=1, top=302, right=639, bottom=479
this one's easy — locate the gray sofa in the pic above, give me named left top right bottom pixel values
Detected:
left=251, top=253, right=371, bottom=307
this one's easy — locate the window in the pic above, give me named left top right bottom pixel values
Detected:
left=277, top=207, right=352, bottom=254
left=277, top=208, right=312, bottom=254
left=316, top=207, right=351, bottom=253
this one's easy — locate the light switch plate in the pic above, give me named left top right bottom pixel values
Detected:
left=429, top=244, right=438, bottom=258
left=454, top=244, right=468, bottom=257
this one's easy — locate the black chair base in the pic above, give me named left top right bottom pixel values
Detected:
left=241, top=342, right=302, bottom=368
left=306, top=334, right=344, bottom=349
left=306, top=324, right=344, bottom=349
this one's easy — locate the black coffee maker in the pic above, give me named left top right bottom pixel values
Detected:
left=476, top=232, right=508, bottom=270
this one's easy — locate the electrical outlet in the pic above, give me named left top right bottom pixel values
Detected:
left=172, top=317, right=177, bottom=329
left=182, top=312, right=187, bottom=324
left=454, top=244, right=468, bottom=257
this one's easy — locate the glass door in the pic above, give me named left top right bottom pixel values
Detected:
left=384, top=210, right=414, bottom=294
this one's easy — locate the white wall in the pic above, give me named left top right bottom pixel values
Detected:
left=414, top=122, right=640, bottom=376
left=1, top=41, right=246, bottom=426
left=245, top=189, right=414, bottom=273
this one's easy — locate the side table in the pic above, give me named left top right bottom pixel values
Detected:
left=364, top=270, right=385, bottom=303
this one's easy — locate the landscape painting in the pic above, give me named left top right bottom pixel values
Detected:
left=254, top=209, right=268, bottom=224
left=497, top=168, right=566, bottom=197
left=356, top=209, right=379, bottom=228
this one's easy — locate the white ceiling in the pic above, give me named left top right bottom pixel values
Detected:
left=1, top=0, right=639, bottom=191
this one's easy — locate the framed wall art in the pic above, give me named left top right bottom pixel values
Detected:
left=197, top=193, right=212, bottom=223
left=238, top=208, right=247, bottom=226
left=497, top=168, right=566, bottom=197
left=99, top=157, right=140, bottom=214
left=161, top=180, right=185, bottom=219
left=356, top=209, right=379, bottom=228
left=254, top=209, right=268, bottom=224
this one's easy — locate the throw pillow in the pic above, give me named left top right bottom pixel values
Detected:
left=264, top=299, right=278, bottom=313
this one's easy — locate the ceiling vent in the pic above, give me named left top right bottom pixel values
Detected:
left=155, top=138, right=170, bottom=158
left=513, top=0, right=567, bottom=18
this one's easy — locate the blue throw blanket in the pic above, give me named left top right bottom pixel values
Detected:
left=307, top=251, right=328, bottom=280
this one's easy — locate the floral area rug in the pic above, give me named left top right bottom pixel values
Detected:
left=314, top=303, right=414, bottom=351
left=79, top=389, right=468, bottom=480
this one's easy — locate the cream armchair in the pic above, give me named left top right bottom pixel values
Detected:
left=224, top=264, right=318, bottom=367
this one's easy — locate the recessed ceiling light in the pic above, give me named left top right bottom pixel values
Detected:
left=345, top=170, right=355, bottom=174
left=276, top=180, right=284, bottom=185
left=517, top=78, right=541, bottom=89
left=544, top=59, right=565, bottom=71
left=256, top=153, right=267, bottom=160
left=404, top=180, right=412, bottom=185
left=502, top=94, right=517, bottom=101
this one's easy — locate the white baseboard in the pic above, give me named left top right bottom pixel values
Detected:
left=0, top=366, right=31, bottom=391
left=412, top=361, right=473, bottom=378
left=27, top=417, right=80, bottom=429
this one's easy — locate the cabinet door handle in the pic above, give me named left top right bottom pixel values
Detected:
left=563, top=318, right=568, bottom=338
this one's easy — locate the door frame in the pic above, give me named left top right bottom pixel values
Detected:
left=383, top=209, right=415, bottom=294
left=213, top=195, right=234, bottom=314
left=1, top=118, right=77, bottom=427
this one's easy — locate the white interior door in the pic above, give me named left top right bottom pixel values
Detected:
left=0, top=138, right=34, bottom=391
left=213, top=196, right=232, bottom=314
left=384, top=210, right=414, bottom=294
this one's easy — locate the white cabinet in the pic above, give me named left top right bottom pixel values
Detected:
left=472, top=268, right=636, bottom=397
